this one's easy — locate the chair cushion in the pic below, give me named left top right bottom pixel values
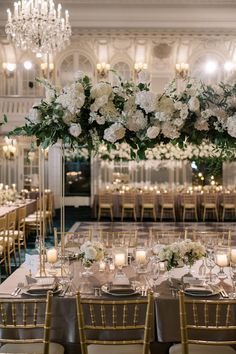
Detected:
left=161, top=203, right=174, bottom=208
left=142, top=203, right=155, bottom=208
left=122, top=203, right=135, bottom=208
left=182, top=203, right=195, bottom=208
left=169, top=343, right=236, bottom=354
left=88, top=344, right=148, bottom=354
left=221, top=203, right=235, bottom=209
left=202, top=203, right=216, bottom=208
left=100, top=203, right=112, bottom=208
left=0, top=342, right=64, bottom=354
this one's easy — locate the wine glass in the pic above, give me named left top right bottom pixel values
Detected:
left=205, top=252, right=216, bottom=283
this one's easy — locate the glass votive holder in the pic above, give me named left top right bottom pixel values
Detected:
left=135, top=248, right=148, bottom=273
left=215, top=246, right=230, bottom=279
left=46, top=247, right=58, bottom=275
left=113, top=247, right=128, bottom=277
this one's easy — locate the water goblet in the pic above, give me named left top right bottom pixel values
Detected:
left=229, top=262, right=236, bottom=299
left=205, top=252, right=216, bottom=283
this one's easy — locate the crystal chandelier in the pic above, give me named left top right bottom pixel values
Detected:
left=5, top=0, right=71, bottom=54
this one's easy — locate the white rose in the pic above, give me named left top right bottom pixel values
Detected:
left=135, top=91, right=155, bottom=113
left=63, top=111, right=76, bottom=125
left=147, top=125, right=160, bottom=139
left=85, top=246, right=97, bottom=260
left=68, top=123, right=82, bottom=138
left=227, top=115, right=236, bottom=138
left=127, top=110, right=147, bottom=132
left=104, top=123, right=126, bottom=143
left=28, top=107, right=42, bottom=124
left=91, top=82, right=112, bottom=99
left=188, top=97, right=200, bottom=112
left=91, top=95, right=108, bottom=112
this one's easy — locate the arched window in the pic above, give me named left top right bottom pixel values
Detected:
left=21, top=62, right=42, bottom=96
left=59, top=53, right=94, bottom=86
left=191, top=55, right=224, bottom=84
left=112, top=61, right=132, bottom=85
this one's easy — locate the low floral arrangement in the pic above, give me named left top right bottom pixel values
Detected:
left=153, top=239, right=206, bottom=271
left=7, top=70, right=236, bottom=158
left=79, top=240, right=105, bottom=267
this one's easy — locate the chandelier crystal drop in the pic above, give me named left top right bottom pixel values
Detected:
left=5, top=0, right=71, bottom=54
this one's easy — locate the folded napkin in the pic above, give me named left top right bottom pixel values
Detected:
left=109, top=287, right=135, bottom=295
left=27, top=283, right=57, bottom=294
left=184, top=285, right=213, bottom=295
left=112, top=276, right=130, bottom=287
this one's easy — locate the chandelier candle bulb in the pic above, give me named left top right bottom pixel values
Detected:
left=231, top=249, right=236, bottom=263
left=216, top=254, right=228, bottom=267
left=114, top=253, right=125, bottom=267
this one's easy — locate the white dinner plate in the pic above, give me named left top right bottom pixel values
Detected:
left=21, top=285, right=62, bottom=297
left=184, top=285, right=220, bottom=297
left=101, top=284, right=139, bottom=297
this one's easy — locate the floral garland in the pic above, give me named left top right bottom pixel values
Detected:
left=8, top=71, right=236, bottom=158
left=153, top=239, right=206, bottom=271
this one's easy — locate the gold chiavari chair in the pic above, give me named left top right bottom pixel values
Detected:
left=76, top=291, right=154, bottom=354
left=149, top=228, right=186, bottom=247
left=4, top=210, right=17, bottom=273
left=0, top=216, right=8, bottom=276
left=25, top=195, right=48, bottom=238
left=202, top=193, right=219, bottom=221
left=140, top=193, right=156, bottom=222
left=121, top=192, right=137, bottom=222
left=98, top=192, right=113, bottom=221
left=10, top=206, right=26, bottom=264
left=169, top=290, right=236, bottom=354
left=0, top=291, right=64, bottom=354
left=186, top=229, right=231, bottom=247
left=181, top=193, right=198, bottom=222
left=221, top=193, right=236, bottom=221
left=159, top=193, right=176, bottom=221
left=99, top=230, right=138, bottom=248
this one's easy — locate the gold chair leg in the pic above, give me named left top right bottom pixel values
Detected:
left=98, top=207, right=101, bottom=221
left=153, top=208, right=156, bottom=222
left=133, top=208, right=137, bottom=222
left=110, top=208, right=113, bottom=222
left=203, top=207, right=206, bottom=222
left=195, top=208, right=198, bottom=222
left=121, top=207, right=124, bottom=222
left=141, top=207, right=144, bottom=222
left=173, top=207, right=176, bottom=222
left=160, top=207, right=163, bottom=222
left=215, top=207, right=219, bottom=222
left=183, top=208, right=185, bottom=222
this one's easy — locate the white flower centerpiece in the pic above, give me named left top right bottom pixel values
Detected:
left=153, top=239, right=206, bottom=272
left=79, top=240, right=105, bottom=276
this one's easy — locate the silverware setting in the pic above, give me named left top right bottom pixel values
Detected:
left=11, top=287, right=21, bottom=296
left=219, top=287, right=229, bottom=298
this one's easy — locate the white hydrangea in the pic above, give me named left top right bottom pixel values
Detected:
left=104, top=123, right=126, bottom=143
left=68, top=123, right=82, bottom=138
left=161, top=122, right=180, bottom=139
left=227, top=115, right=236, bottom=138
left=56, top=82, right=85, bottom=114
left=135, top=91, right=156, bottom=113
left=155, top=95, right=175, bottom=116
left=194, top=118, right=209, bottom=131
left=91, top=95, right=108, bottom=112
left=28, top=107, right=42, bottom=124
left=155, top=112, right=167, bottom=122
left=127, top=110, right=147, bottom=132
left=99, top=101, right=118, bottom=120
left=188, top=97, right=200, bottom=112
left=45, top=87, right=56, bottom=104
left=146, top=125, right=160, bottom=139
left=91, top=82, right=112, bottom=99
left=63, top=111, right=76, bottom=125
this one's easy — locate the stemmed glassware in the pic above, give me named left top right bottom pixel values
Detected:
left=214, top=246, right=230, bottom=280
left=229, top=263, right=236, bottom=299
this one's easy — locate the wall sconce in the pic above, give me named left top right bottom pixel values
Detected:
left=2, top=62, right=16, bottom=77
left=41, top=62, right=54, bottom=78
left=175, top=63, right=189, bottom=79
left=96, top=62, right=110, bottom=78
left=134, top=62, right=148, bottom=73
left=3, top=137, right=17, bottom=160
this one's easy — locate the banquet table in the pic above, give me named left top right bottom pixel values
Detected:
left=0, top=199, right=37, bottom=219
left=0, top=259, right=234, bottom=354
left=93, top=192, right=228, bottom=220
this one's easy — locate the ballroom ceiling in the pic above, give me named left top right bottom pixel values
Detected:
left=0, top=0, right=236, bottom=35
